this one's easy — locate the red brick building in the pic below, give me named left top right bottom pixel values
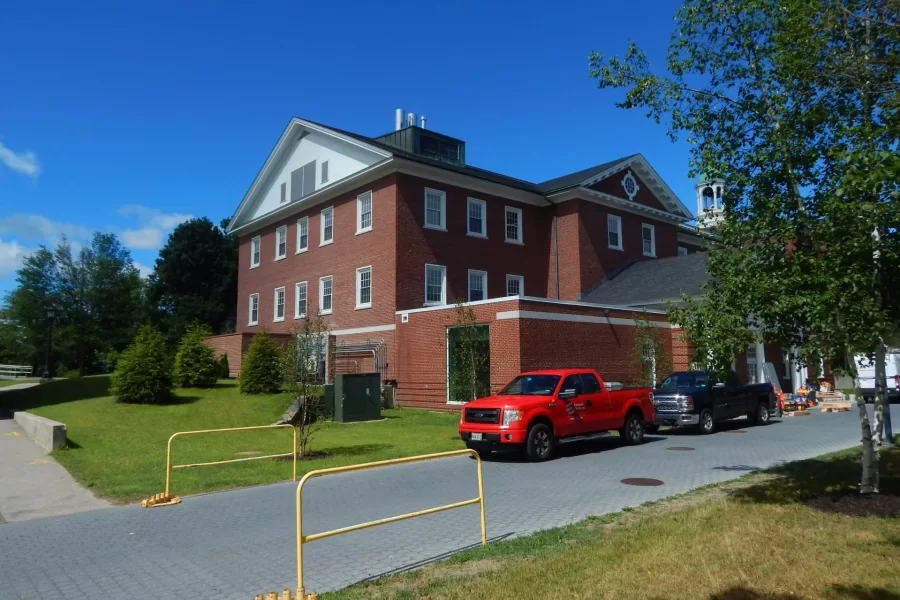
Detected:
left=213, top=113, right=739, bottom=410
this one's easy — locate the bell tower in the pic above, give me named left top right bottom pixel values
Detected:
left=695, top=174, right=725, bottom=229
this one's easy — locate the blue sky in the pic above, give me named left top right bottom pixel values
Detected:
left=0, top=0, right=692, bottom=296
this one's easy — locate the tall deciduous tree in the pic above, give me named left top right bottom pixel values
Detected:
left=148, top=217, right=237, bottom=340
left=4, top=234, right=144, bottom=375
left=590, top=0, right=898, bottom=492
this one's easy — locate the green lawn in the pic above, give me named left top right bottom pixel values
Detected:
left=326, top=443, right=900, bottom=600
left=0, top=378, right=38, bottom=388
left=0, top=377, right=462, bottom=502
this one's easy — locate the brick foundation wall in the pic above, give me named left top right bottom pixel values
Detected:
left=395, top=298, right=674, bottom=412
left=204, top=332, right=295, bottom=378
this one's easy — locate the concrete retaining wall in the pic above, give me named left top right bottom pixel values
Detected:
left=11, top=411, right=67, bottom=452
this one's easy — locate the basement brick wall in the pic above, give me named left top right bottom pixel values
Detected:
left=395, top=298, right=674, bottom=412
left=204, top=332, right=295, bottom=379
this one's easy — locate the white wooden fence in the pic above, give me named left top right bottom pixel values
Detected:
left=0, top=364, right=34, bottom=379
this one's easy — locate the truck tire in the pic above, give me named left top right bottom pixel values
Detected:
left=699, top=409, right=715, bottom=434
left=525, top=423, right=556, bottom=461
left=754, top=401, right=771, bottom=426
left=620, top=411, right=645, bottom=445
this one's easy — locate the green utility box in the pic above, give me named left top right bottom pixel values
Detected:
left=333, top=373, right=381, bottom=423
left=322, top=384, right=335, bottom=417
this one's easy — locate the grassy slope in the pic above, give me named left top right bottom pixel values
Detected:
left=0, top=377, right=462, bottom=502
left=326, top=444, right=900, bottom=600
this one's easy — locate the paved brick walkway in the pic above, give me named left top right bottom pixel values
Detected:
left=0, top=410, right=864, bottom=599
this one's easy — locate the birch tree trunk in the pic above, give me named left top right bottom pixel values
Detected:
left=850, top=350, right=879, bottom=494
left=873, top=341, right=886, bottom=446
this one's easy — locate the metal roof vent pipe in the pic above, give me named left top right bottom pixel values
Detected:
left=394, top=108, right=404, bottom=131
left=407, top=112, right=416, bottom=128
left=420, top=115, right=427, bottom=129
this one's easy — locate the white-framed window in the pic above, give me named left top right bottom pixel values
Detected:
left=296, top=217, right=308, bottom=253
left=320, top=206, right=333, bottom=246
left=275, top=226, right=287, bottom=259
left=248, top=293, right=259, bottom=326
left=781, top=351, right=791, bottom=381
left=274, top=286, right=285, bottom=322
left=468, top=269, right=487, bottom=302
left=466, top=198, right=487, bottom=238
left=506, top=274, right=524, bottom=296
left=747, top=345, right=758, bottom=384
left=678, top=246, right=688, bottom=256
left=295, top=281, right=307, bottom=318
left=424, top=264, right=447, bottom=306
left=250, top=236, right=261, bottom=268
left=504, top=206, right=523, bottom=244
left=280, top=182, right=287, bottom=204
left=319, top=276, right=333, bottom=315
left=321, top=160, right=329, bottom=184
left=424, top=188, right=446, bottom=231
left=642, top=223, right=656, bottom=257
left=621, top=170, right=640, bottom=200
left=607, top=214, right=623, bottom=250
left=357, top=191, right=373, bottom=234
left=356, top=266, right=372, bottom=309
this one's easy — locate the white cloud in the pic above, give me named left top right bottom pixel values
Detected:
left=120, top=228, right=163, bottom=250
left=0, top=237, right=32, bottom=277
left=133, top=261, right=153, bottom=278
left=0, top=213, right=92, bottom=244
left=118, top=204, right=192, bottom=230
left=0, top=141, right=40, bottom=178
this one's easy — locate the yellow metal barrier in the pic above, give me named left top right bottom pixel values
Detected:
left=295, top=449, right=486, bottom=599
left=143, top=424, right=297, bottom=507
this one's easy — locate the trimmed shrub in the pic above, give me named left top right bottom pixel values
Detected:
left=173, top=323, right=219, bottom=388
left=239, top=330, right=282, bottom=394
left=217, top=353, right=230, bottom=379
left=111, top=325, right=174, bottom=404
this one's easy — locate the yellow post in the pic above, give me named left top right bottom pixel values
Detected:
left=292, top=426, right=297, bottom=482
left=164, top=433, right=175, bottom=498
left=475, top=451, right=487, bottom=546
left=295, top=449, right=486, bottom=597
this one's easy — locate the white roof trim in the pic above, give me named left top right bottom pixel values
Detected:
left=548, top=187, right=688, bottom=223
left=228, top=159, right=395, bottom=236
left=395, top=159, right=548, bottom=206
left=227, top=118, right=393, bottom=233
left=395, top=295, right=667, bottom=316
left=578, top=154, right=693, bottom=220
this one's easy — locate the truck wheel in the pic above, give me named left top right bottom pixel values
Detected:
left=525, top=423, right=555, bottom=461
left=755, top=402, right=771, bottom=426
left=699, top=409, right=715, bottom=434
left=620, top=412, right=645, bottom=445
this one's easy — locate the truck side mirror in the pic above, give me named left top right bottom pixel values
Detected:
left=559, top=388, right=578, bottom=400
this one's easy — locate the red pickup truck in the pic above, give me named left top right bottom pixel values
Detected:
left=458, top=368, right=654, bottom=461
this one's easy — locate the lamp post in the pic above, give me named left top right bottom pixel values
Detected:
left=42, top=308, right=55, bottom=382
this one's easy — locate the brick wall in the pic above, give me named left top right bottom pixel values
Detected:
left=204, top=332, right=294, bottom=378
left=395, top=174, right=552, bottom=308
left=236, top=174, right=398, bottom=337
left=395, top=298, right=675, bottom=412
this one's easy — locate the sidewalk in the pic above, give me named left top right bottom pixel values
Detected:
left=0, top=387, right=110, bottom=523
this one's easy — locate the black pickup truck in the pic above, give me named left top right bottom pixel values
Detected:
left=650, top=370, right=778, bottom=434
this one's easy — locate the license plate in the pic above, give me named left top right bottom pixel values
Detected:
left=470, top=432, right=483, bottom=441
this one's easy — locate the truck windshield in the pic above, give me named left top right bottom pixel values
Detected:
left=661, top=373, right=710, bottom=389
left=498, top=375, right=561, bottom=396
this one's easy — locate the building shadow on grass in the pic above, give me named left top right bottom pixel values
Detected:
left=706, top=587, right=804, bottom=600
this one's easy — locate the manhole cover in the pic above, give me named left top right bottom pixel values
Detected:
left=621, top=478, right=664, bottom=487
left=667, top=446, right=695, bottom=451
left=727, top=430, right=747, bottom=433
